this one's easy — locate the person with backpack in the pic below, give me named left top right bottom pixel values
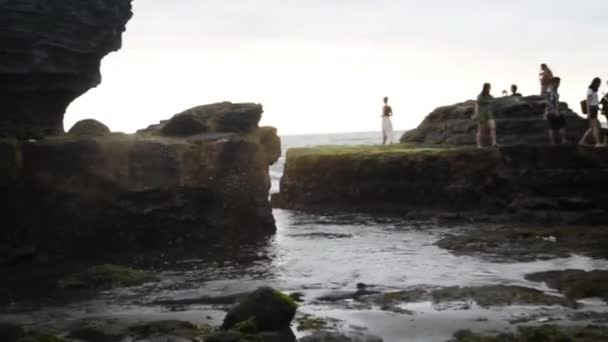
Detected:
left=381, top=96, right=394, bottom=145
left=539, top=64, right=554, bottom=96
left=544, top=77, right=567, bottom=144
left=472, top=83, right=497, bottom=148
left=579, top=77, right=603, bottom=146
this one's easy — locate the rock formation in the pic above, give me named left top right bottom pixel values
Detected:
left=68, top=119, right=111, bottom=136
left=401, top=96, right=589, bottom=145
left=273, top=145, right=608, bottom=223
left=0, top=0, right=133, bottom=139
left=0, top=103, right=281, bottom=259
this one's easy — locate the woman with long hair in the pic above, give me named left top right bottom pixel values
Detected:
left=579, top=77, right=603, bottom=146
left=473, top=83, right=497, bottom=147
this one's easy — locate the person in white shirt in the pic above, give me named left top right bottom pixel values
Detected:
left=381, top=97, right=394, bottom=145
left=579, top=77, right=603, bottom=146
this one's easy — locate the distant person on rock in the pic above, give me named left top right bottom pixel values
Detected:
left=511, top=84, right=522, bottom=97
left=544, top=77, right=568, bottom=144
left=473, top=83, right=497, bottom=148
left=381, top=96, right=394, bottom=145
left=579, top=77, right=603, bottom=146
left=539, top=64, right=554, bottom=96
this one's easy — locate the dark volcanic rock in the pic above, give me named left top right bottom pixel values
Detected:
left=526, top=270, right=608, bottom=302
left=0, top=106, right=280, bottom=258
left=222, top=287, right=298, bottom=332
left=0, top=0, right=133, bottom=139
left=274, top=145, right=608, bottom=223
left=401, top=96, right=588, bottom=145
left=436, top=225, right=608, bottom=262
left=138, top=102, right=264, bottom=137
left=67, top=119, right=111, bottom=136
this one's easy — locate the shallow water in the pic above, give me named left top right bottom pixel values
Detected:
left=5, top=132, right=608, bottom=341
left=7, top=209, right=608, bottom=341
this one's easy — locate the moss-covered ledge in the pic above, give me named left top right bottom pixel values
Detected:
left=272, top=144, right=608, bottom=222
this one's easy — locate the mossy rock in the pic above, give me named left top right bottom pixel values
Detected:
left=68, top=119, right=110, bottom=136
left=222, top=287, right=297, bottom=332
left=204, top=331, right=261, bottom=342
left=129, top=320, right=213, bottom=338
left=66, top=319, right=127, bottom=342
left=59, top=264, right=157, bottom=289
left=295, top=315, right=328, bottom=332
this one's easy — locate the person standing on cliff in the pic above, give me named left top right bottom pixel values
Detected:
left=381, top=97, right=394, bottom=145
left=539, top=64, right=554, bottom=96
left=545, top=77, right=568, bottom=144
left=473, top=83, right=498, bottom=148
left=511, top=84, right=522, bottom=97
left=579, top=77, right=603, bottom=146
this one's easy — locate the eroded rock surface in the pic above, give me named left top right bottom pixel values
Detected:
left=274, top=145, right=608, bottom=223
left=401, top=95, right=588, bottom=145
left=0, top=104, right=280, bottom=259
left=0, top=0, right=133, bottom=139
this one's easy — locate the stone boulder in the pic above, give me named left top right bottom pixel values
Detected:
left=222, top=287, right=298, bottom=332
left=138, top=102, right=263, bottom=137
left=0, top=105, right=281, bottom=258
left=68, top=119, right=111, bottom=136
left=0, top=0, right=133, bottom=139
left=401, top=96, right=589, bottom=146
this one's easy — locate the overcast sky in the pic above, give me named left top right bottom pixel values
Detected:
left=65, top=0, right=608, bottom=135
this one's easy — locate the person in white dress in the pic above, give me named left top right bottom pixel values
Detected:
left=381, top=96, right=394, bottom=145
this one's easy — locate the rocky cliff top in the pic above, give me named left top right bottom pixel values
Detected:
left=0, top=0, right=133, bottom=139
left=138, top=102, right=264, bottom=136
left=401, top=95, right=589, bottom=146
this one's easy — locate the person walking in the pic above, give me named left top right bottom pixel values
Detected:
left=544, top=77, right=567, bottom=144
left=539, top=64, right=554, bottom=96
left=381, top=96, right=394, bottom=145
left=579, top=77, right=603, bottom=147
left=473, top=83, right=497, bottom=148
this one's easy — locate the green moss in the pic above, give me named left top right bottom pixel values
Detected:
left=233, top=317, right=258, bottom=334
left=59, top=264, right=157, bottom=289
left=287, top=144, right=456, bottom=158
left=273, top=289, right=298, bottom=312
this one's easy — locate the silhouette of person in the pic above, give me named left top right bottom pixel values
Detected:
left=544, top=77, right=567, bottom=144
left=473, top=83, right=497, bottom=147
left=579, top=77, right=603, bottom=146
left=511, top=84, right=522, bottom=97
left=381, top=97, right=394, bottom=145
left=539, top=64, right=554, bottom=96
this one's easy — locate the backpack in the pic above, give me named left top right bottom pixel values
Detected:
left=580, top=100, right=588, bottom=115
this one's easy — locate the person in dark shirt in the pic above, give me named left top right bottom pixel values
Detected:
left=511, top=84, right=522, bottom=97
left=544, top=77, right=567, bottom=144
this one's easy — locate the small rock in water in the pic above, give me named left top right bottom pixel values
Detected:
left=222, top=287, right=298, bottom=332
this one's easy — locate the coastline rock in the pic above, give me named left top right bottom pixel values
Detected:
left=0, top=104, right=280, bottom=258
left=138, top=102, right=263, bottom=137
left=401, top=96, right=588, bottom=145
left=222, top=287, right=298, bottom=332
left=525, top=270, right=608, bottom=302
left=67, top=119, right=111, bottom=137
left=436, top=225, right=608, bottom=262
left=0, top=0, right=133, bottom=139
left=274, top=145, right=608, bottom=223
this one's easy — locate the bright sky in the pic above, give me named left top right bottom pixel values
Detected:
left=65, top=0, right=608, bottom=135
